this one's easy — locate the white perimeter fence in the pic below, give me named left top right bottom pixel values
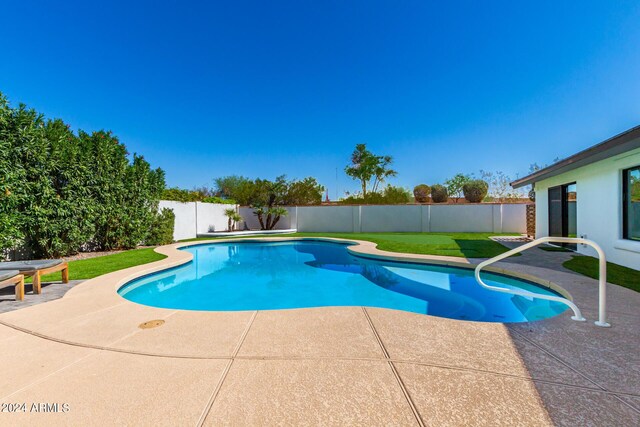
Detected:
left=161, top=201, right=528, bottom=241
left=158, top=201, right=237, bottom=241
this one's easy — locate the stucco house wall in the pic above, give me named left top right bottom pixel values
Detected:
left=533, top=147, right=640, bottom=269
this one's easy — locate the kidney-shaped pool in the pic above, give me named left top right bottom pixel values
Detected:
left=118, top=240, right=568, bottom=323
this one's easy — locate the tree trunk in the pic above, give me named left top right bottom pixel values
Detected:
left=271, top=215, right=281, bottom=230
left=257, top=212, right=265, bottom=230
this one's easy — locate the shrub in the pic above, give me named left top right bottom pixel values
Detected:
left=338, top=185, right=411, bottom=205
left=382, top=185, right=412, bottom=204
left=145, top=208, right=175, bottom=245
left=413, top=184, right=430, bottom=203
left=462, top=180, right=489, bottom=203
left=0, top=91, right=166, bottom=257
left=201, top=196, right=236, bottom=204
left=161, top=187, right=202, bottom=202
left=161, top=188, right=236, bottom=204
left=430, top=184, right=448, bottom=203
left=339, top=193, right=382, bottom=205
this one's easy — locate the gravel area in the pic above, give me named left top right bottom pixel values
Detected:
left=62, top=250, right=124, bottom=261
left=61, top=246, right=155, bottom=262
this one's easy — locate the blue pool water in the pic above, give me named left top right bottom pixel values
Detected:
left=118, top=241, right=567, bottom=323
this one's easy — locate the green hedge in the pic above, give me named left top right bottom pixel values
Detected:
left=161, top=187, right=236, bottom=204
left=145, top=208, right=175, bottom=246
left=0, top=92, right=166, bottom=259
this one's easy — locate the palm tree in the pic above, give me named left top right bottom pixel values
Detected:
left=224, top=208, right=237, bottom=231
left=253, top=206, right=288, bottom=230
left=231, top=212, right=243, bottom=230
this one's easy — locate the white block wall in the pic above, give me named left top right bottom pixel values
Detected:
left=429, top=205, right=495, bottom=232
left=163, top=201, right=527, bottom=241
left=361, top=205, right=423, bottom=232
left=159, top=201, right=238, bottom=241
left=196, top=203, right=234, bottom=234
left=158, top=201, right=197, bottom=241
left=241, top=204, right=526, bottom=234
left=296, top=206, right=357, bottom=232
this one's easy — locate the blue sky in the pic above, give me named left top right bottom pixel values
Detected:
left=2, top=1, right=639, bottom=197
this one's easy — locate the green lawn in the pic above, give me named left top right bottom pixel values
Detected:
left=36, top=248, right=167, bottom=282
left=539, top=245, right=573, bottom=252
left=182, top=232, right=519, bottom=258
left=563, top=255, right=640, bottom=292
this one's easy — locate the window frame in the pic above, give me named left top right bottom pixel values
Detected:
left=622, top=165, right=640, bottom=241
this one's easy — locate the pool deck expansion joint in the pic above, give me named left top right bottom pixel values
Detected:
left=197, top=310, right=258, bottom=426
left=362, top=307, right=425, bottom=427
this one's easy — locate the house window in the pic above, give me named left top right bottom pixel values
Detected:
left=623, top=166, right=640, bottom=241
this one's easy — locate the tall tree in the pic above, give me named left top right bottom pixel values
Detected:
left=283, top=177, right=324, bottom=205
left=345, top=143, right=397, bottom=197
left=251, top=176, right=289, bottom=230
left=214, top=175, right=255, bottom=205
left=371, top=155, right=397, bottom=193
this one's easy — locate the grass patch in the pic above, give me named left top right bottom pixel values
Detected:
left=181, top=232, right=519, bottom=258
left=539, top=245, right=573, bottom=253
left=563, top=255, right=640, bottom=292
left=35, top=248, right=166, bottom=282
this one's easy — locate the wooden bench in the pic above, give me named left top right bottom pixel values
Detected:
left=0, top=261, right=69, bottom=295
left=0, top=272, right=25, bottom=301
left=26, top=262, right=69, bottom=294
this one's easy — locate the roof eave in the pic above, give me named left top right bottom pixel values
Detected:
left=511, top=125, right=640, bottom=189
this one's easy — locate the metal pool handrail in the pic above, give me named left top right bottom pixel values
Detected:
left=474, top=236, right=610, bottom=327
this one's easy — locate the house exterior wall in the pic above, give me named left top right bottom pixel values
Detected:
left=533, top=147, right=640, bottom=270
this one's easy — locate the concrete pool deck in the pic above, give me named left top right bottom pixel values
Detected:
left=0, top=238, right=638, bottom=426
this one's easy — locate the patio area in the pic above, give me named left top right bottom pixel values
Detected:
left=0, top=239, right=638, bottom=426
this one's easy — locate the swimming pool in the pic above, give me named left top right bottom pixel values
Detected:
left=118, top=240, right=568, bottom=323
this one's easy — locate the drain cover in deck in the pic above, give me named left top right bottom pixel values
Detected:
left=138, top=319, right=165, bottom=329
